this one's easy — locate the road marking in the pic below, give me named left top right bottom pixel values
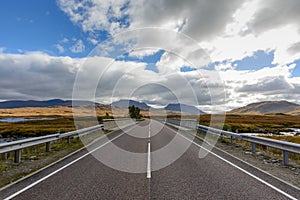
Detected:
left=148, top=125, right=151, bottom=138
left=147, top=142, right=151, bottom=179
left=189, top=130, right=300, bottom=192
left=3, top=132, right=125, bottom=200
left=173, top=129, right=298, bottom=200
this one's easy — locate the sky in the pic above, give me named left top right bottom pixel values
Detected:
left=0, top=0, right=300, bottom=113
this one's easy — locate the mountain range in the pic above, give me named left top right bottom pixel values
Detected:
left=110, top=99, right=204, bottom=114
left=0, top=99, right=205, bottom=115
left=164, top=103, right=205, bottom=115
left=0, top=99, right=97, bottom=109
left=1, top=99, right=300, bottom=115
left=111, top=99, right=150, bottom=109
left=229, top=100, right=300, bottom=115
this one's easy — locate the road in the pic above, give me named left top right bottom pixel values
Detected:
left=0, top=119, right=299, bottom=199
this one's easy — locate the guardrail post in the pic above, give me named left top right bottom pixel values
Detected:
left=230, top=136, right=234, bottom=144
left=283, top=150, right=289, bottom=165
left=46, top=142, right=51, bottom=152
left=4, top=153, right=8, bottom=160
left=67, top=136, right=71, bottom=144
left=251, top=143, right=256, bottom=154
left=14, top=149, right=21, bottom=163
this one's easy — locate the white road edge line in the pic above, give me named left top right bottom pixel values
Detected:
left=147, top=142, right=151, bottom=179
left=3, top=132, right=125, bottom=200
left=164, top=122, right=300, bottom=192
left=191, top=130, right=300, bottom=192
left=174, top=130, right=298, bottom=200
left=1, top=123, right=138, bottom=193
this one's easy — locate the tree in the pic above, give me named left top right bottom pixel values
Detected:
left=128, top=105, right=141, bottom=119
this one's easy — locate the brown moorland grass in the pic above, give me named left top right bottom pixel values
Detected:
left=0, top=116, right=104, bottom=138
left=0, top=106, right=123, bottom=118
left=261, top=135, right=300, bottom=144
left=199, top=114, right=300, bottom=133
left=0, top=117, right=75, bottom=138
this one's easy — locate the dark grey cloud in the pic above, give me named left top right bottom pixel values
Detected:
left=248, top=0, right=300, bottom=34
left=288, top=42, right=300, bottom=55
left=58, top=0, right=245, bottom=42
left=237, top=76, right=294, bottom=94
left=131, top=0, right=244, bottom=41
left=0, top=53, right=77, bottom=100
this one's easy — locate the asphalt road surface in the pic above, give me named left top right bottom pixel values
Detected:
left=1, top=119, right=299, bottom=199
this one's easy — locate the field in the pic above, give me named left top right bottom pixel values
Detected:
left=199, top=114, right=300, bottom=133
left=0, top=106, right=114, bottom=117
left=198, top=114, right=300, bottom=144
left=0, top=116, right=107, bottom=138
left=2, top=108, right=300, bottom=140
left=0, top=106, right=183, bottom=138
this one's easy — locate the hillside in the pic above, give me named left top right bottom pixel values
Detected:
left=230, top=100, right=300, bottom=115
left=164, top=103, right=205, bottom=115
left=111, top=99, right=150, bottom=109
left=0, top=99, right=95, bottom=109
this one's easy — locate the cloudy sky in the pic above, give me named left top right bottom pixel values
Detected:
left=0, top=0, right=300, bottom=112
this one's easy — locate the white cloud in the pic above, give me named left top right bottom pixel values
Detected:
left=57, top=0, right=300, bottom=66
left=237, top=76, right=294, bottom=94
left=128, top=49, right=158, bottom=59
left=57, top=0, right=244, bottom=40
left=0, top=52, right=80, bottom=100
left=0, top=51, right=224, bottom=112
left=87, top=37, right=98, bottom=45
left=61, top=37, right=69, bottom=43
left=202, top=19, right=300, bottom=66
left=54, top=44, right=65, bottom=53
left=70, top=39, right=85, bottom=53
left=216, top=63, right=300, bottom=109
left=247, top=0, right=300, bottom=35
left=1, top=51, right=300, bottom=112
left=2, top=0, right=299, bottom=112
left=57, top=0, right=130, bottom=34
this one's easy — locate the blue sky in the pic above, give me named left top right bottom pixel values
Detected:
left=0, top=0, right=298, bottom=75
left=0, top=0, right=103, bottom=57
left=232, top=50, right=275, bottom=71
left=0, top=0, right=300, bottom=110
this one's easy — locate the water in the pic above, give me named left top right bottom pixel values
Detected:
left=0, top=117, right=54, bottom=123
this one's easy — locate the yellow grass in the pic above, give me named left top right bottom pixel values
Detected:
left=199, top=114, right=300, bottom=133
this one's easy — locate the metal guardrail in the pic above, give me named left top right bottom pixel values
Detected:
left=197, top=124, right=300, bottom=165
left=0, top=124, right=103, bottom=163
left=198, top=125, right=240, bottom=138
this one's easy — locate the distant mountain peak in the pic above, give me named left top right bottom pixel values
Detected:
left=0, top=99, right=95, bottom=109
left=164, top=103, right=205, bottom=115
left=230, top=100, right=300, bottom=115
left=111, top=99, right=150, bottom=109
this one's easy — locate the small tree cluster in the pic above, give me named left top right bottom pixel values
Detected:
left=128, top=105, right=141, bottom=119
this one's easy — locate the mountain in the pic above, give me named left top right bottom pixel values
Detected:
left=164, top=103, right=205, bottom=115
left=0, top=99, right=95, bottom=109
left=111, top=99, right=150, bottom=109
left=229, top=100, right=300, bottom=115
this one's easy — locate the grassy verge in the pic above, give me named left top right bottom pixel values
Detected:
left=196, top=131, right=300, bottom=165
left=0, top=116, right=104, bottom=138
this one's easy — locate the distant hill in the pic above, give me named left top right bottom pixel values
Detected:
left=0, top=99, right=95, bottom=109
left=164, top=103, right=205, bottom=115
left=111, top=99, right=150, bottom=109
left=229, top=100, right=300, bottom=115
